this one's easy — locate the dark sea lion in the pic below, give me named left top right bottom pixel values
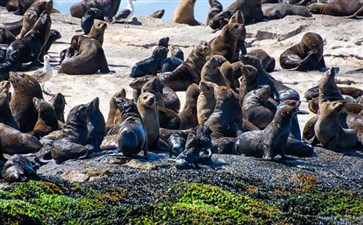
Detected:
left=141, top=77, right=165, bottom=107
left=179, top=83, right=200, bottom=129
left=38, top=29, right=61, bottom=61
left=49, top=92, right=66, bottom=123
left=51, top=103, right=93, bottom=164
left=150, top=9, right=165, bottom=19
left=262, top=3, right=312, bottom=19
left=206, top=0, right=223, bottom=25
left=158, top=41, right=211, bottom=91
left=114, top=97, right=148, bottom=156
left=172, top=0, right=202, bottom=26
left=212, top=137, right=237, bottom=154
left=197, top=81, right=217, bottom=124
left=61, top=35, right=110, bottom=75
left=161, top=56, right=183, bottom=72
left=0, top=88, right=19, bottom=130
left=129, top=46, right=169, bottom=78
left=168, top=133, right=186, bottom=157
left=307, top=0, right=363, bottom=18
left=9, top=72, right=43, bottom=132
left=220, top=60, right=244, bottom=93
left=280, top=32, right=327, bottom=71
left=32, top=97, right=59, bottom=138
left=0, top=28, right=16, bottom=45
left=206, top=86, right=242, bottom=139
left=87, top=97, right=105, bottom=151
left=157, top=36, right=169, bottom=48
left=170, top=45, right=184, bottom=61
left=81, top=7, right=101, bottom=34
left=0, top=123, right=42, bottom=154
left=105, top=88, right=126, bottom=128
left=201, top=56, right=225, bottom=86
left=247, top=49, right=275, bottom=72
left=86, top=21, right=107, bottom=46
left=234, top=101, right=300, bottom=159
left=70, top=0, right=121, bottom=22
left=158, top=106, right=181, bottom=130
left=0, top=17, right=25, bottom=37
left=1, top=154, right=38, bottom=182
left=238, top=65, right=259, bottom=105
left=7, top=0, right=37, bottom=15
left=319, top=67, right=344, bottom=102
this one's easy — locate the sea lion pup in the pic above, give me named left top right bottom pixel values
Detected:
left=105, top=88, right=126, bottom=128
left=314, top=101, right=358, bottom=151
left=70, top=0, right=121, bottom=22
left=179, top=83, right=200, bottom=129
left=9, top=72, right=43, bottom=133
left=206, top=86, right=242, bottom=139
left=1, top=154, right=39, bottom=182
left=87, top=97, right=105, bottom=152
left=235, top=101, right=300, bottom=159
left=247, top=49, right=275, bottom=72
left=38, top=29, right=61, bottom=61
left=49, top=93, right=66, bottom=123
left=228, top=10, right=247, bottom=55
left=307, top=0, right=363, bottom=18
left=141, top=77, right=165, bottom=107
left=150, top=9, right=165, bottom=19
left=280, top=32, right=327, bottom=71
left=51, top=103, right=93, bottom=164
left=210, top=20, right=245, bottom=62
left=238, top=65, right=259, bottom=105
left=86, top=21, right=107, bottom=46
left=219, top=60, right=244, bottom=93
left=32, top=97, right=59, bottom=138
left=172, top=0, right=202, bottom=26
left=319, top=67, right=344, bottom=102
left=0, top=28, right=16, bottom=45
left=0, top=88, right=19, bottom=130
left=262, top=3, right=312, bottom=20
left=129, top=46, right=169, bottom=78
left=61, top=35, right=111, bottom=75
left=197, top=81, right=218, bottom=124
left=81, top=7, right=101, bottom=35
left=161, top=44, right=184, bottom=73
left=114, top=97, right=148, bottom=156
left=170, top=45, right=184, bottom=61
left=0, top=123, right=42, bottom=154
left=158, top=41, right=211, bottom=92
left=206, top=0, right=223, bottom=25
left=201, top=56, right=226, bottom=86
left=242, top=85, right=276, bottom=130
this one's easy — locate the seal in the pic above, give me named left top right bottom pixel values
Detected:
left=314, top=100, right=358, bottom=151
left=179, top=83, right=200, bottom=129
left=87, top=97, right=105, bottom=151
left=280, top=32, right=327, bottom=71
left=7, top=0, right=37, bottom=15
left=319, top=67, right=344, bottom=102
left=262, top=3, right=312, bottom=20
left=105, top=88, right=126, bottom=128
left=61, top=35, right=111, bottom=75
left=220, top=60, right=244, bottom=93
left=161, top=56, right=184, bottom=72
left=70, top=0, right=122, bottom=22
left=114, top=97, right=148, bottom=156
left=307, top=0, right=363, bottom=18
left=305, top=85, right=363, bottom=101
left=51, top=103, right=93, bottom=164
left=206, top=86, right=242, bottom=139
left=81, top=7, right=102, bottom=34
left=0, top=88, right=19, bottom=130
left=141, top=77, right=165, bottom=107
left=158, top=40, right=211, bottom=91
left=150, top=9, right=165, bottom=19
left=170, top=45, right=184, bottom=61
left=49, top=92, right=66, bottom=123
left=206, top=0, right=223, bottom=25
left=158, top=106, right=181, bottom=129
left=1, top=154, right=38, bottom=182
left=201, top=56, right=226, bottom=86
left=247, top=49, right=275, bottom=72
left=238, top=65, right=259, bottom=106
left=0, top=28, right=16, bottom=45
left=9, top=72, right=43, bottom=133
left=130, top=46, right=169, bottom=77
left=32, top=97, right=59, bottom=138
left=86, top=21, right=107, bottom=46
left=234, top=101, right=300, bottom=159
left=197, top=81, right=217, bottom=124
left=172, top=0, right=202, bottom=26
left=228, top=10, right=247, bottom=55
left=38, top=29, right=61, bottom=61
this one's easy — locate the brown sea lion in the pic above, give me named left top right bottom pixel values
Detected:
left=7, top=0, right=37, bottom=15
left=106, top=88, right=126, bottom=128
left=141, top=77, right=165, bottom=107
left=234, top=101, right=300, bottom=159
left=0, top=88, right=19, bottom=130
left=32, top=97, right=59, bottom=138
left=206, top=0, right=223, bottom=25
left=201, top=56, right=226, bottom=86
left=280, top=32, right=327, bottom=71
left=318, top=67, right=344, bottom=102
left=206, top=86, right=242, bottom=139
left=262, top=3, right=312, bottom=20
left=70, top=0, right=122, bottom=22
left=238, top=65, right=259, bottom=105
left=220, top=60, right=244, bottom=93
left=314, top=101, right=358, bottom=150
left=179, top=83, right=200, bottom=129
left=49, top=92, right=66, bottom=123
left=307, top=0, right=363, bottom=18
left=157, top=106, right=181, bottom=130
left=158, top=41, right=211, bottom=91
left=197, top=81, right=218, bottom=124
left=305, top=85, right=363, bottom=101
left=247, top=49, right=275, bottom=72
left=61, top=35, right=110, bottom=75
left=9, top=72, right=43, bottom=132
left=86, top=21, right=107, bottom=46
left=228, top=10, right=247, bottom=55
left=87, top=97, right=105, bottom=151
left=172, top=0, right=202, bottom=26
left=0, top=28, right=16, bottom=45
left=0, top=18, right=24, bottom=37
left=1, top=154, right=38, bottom=182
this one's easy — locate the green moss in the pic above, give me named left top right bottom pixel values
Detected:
left=0, top=199, right=42, bottom=225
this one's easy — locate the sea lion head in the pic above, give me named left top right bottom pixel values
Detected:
left=301, top=32, right=324, bottom=61
left=94, top=21, right=107, bottom=33
left=306, top=3, right=324, bottom=14
left=9, top=72, right=41, bottom=93
left=256, top=85, right=270, bottom=103
left=87, top=97, right=100, bottom=116
left=50, top=93, right=66, bottom=110
left=129, top=75, right=155, bottom=89
left=66, top=103, right=89, bottom=126
left=199, top=81, right=217, bottom=95
left=204, top=57, right=219, bottom=72
left=114, top=97, right=138, bottom=115
left=157, top=36, right=169, bottom=48
left=138, top=92, right=157, bottom=109
left=195, top=41, right=212, bottom=57
left=141, top=77, right=163, bottom=95
left=1, top=154, right=35, bottom=182
left=224, top=22, right=245, bottom=38
left=49, top=29, right=62, bottom=41
left=33, top=97, right=50, bottom=114
left=275, top=102, right=299, bottom=123
left=228, top=10, right=245, bottom=25
left=240, top=55, right=264, bottom=71
left=209, top=10, right=232, bottom=30
left=241, top=65, right=258, bottom=79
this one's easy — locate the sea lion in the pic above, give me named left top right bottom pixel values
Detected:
left=220, top=60, right=244, bottom=93
left=0, top=17, right=25, bottom=37
left=9, top=72, right=43, bottom=132
left=81, top=7, right=101, bottom=35
left=158, top=41, right=211, bottom=91
left=150, top=9, right=165, bottom=19
left=86, top=21, right=107, bottom=46
left=114, top=97, right=148, bottom=156
left=197, top=81, right=217, bottom=124
left=32, top=97, right=59, bottom=138
left=206, top=86, right=242, bottom=139
left=234, top=101, right=300, bottom=159
left=228, top=10, right=247, bottom=55
left=172, top=0, right=202, bottom=26
left=141, top=77, right=165, bottom=107
left=170, top=45, right=184, bottom=61
left=179, top=83, right=200, bottom=129
left=280, top=32, right=327, bottom=71
left=0, top=88, right=19, bottom=130
left=307, top=0, right=363, bottom=18
left=38, top=29, right=61, bottom=61
left=168, top=133, right=186, bottom=157
left=161, top=56, right=184, bottom=73
left=206, top=0, right=223, bottom=25
left=157, top=36, right=170, bottom=48
left=262, top=3, right=312, bottom=20
left=238, top=65, right=259, bottom=105
left=51, top=103, right=93, bottom=164
left=319, top=67, right=344, bottom=102
left=105, top=88, right=126, bottom=128
left=61, top=35, right=110, bottom=75
left=1, top=154, right=38, bottom=182
left=130, top=46, right=169, bottom=78
left=305, top=85, right=363, bottom=101
left=0, top=28, right=16, bottom=45
left=49, top=92, right=66, bottom=123
left=0, top=123, right=42, bottom=154
left=201, top=56, right=225, bottom=86
left=247, top=49, right=275, bottom=72
left=314, top=101, right=358, bottom=150
left=87, top=97, right=105, bottom=151
left=70, top=0, right=122, bottom=22
left=157, top=106, right=181, bottom=129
